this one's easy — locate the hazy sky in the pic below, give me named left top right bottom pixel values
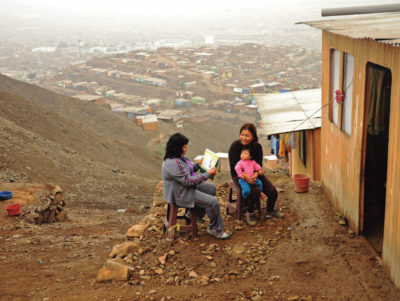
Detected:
left=1, top=0, right=398, bottom=46
left=4, top=0, right=399, bottom=16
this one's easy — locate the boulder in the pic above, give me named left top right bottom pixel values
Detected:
left=96, top=259, right=133, bottom=282
left=109, top=241, right=140, bottom=258
left=125, top=222, right=150, bottom=239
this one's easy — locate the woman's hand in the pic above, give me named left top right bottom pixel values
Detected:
left=242, top=173, right=254, bottom=184
left=195, top=157, right=204, bottom=166
left=251, top=173, right=258, bottom=184
left=209, top=167, right=218, bottom=176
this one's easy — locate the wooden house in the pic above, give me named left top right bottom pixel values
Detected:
left=109, top=103, right=124, bottom=112
left=141, top=114, right=159, bottom=131
left=191, top=96, right=206, bottom=104
left=300, top=11, right=400, bottom=287
left=73, top=95, right=106, bottom=103
left=157, top=110, right=184, bottom=123
left=120, top=106, right=148, bottom=117
left=250, top=82, right=266, bottom=94
left=255, top=89, right=321, bottom=181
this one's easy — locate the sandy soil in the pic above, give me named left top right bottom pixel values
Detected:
left=1, top=170, right=399, bottom=301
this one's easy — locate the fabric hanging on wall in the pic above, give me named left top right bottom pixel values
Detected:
left=367, top=67, right=390, bottom=135
left=288, top=132, right=296, bottom=149
left=270, top=135, right=276, bottom=154
left=278, top=138, right=286, bottom=158
left=275, top=137, right=280, bottom=156
left=284, top=133, right=290, bottom=147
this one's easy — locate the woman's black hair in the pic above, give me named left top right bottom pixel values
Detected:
left=240, top=123, right=259, bottom=146
left=164, top=133, right=189, bottom=160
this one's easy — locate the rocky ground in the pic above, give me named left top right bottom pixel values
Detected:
left=0, top=73, right=399, bottom=300
left=1, top=170, right=399, bottom=301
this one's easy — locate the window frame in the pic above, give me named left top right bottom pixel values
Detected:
left=329, top=49, right=354, bottom=135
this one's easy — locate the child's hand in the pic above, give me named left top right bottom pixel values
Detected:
left=258, top=169, right=264, bottom=175
left=251, top=173, right=258, bottom=184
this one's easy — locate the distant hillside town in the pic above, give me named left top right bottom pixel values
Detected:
left=0, top=43, right=321, bottom=130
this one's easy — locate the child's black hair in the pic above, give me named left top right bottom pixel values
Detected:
left=241, top=145, right=254, bottom=158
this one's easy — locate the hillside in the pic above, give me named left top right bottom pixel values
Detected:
left=0, top=74, right=246, bottom=209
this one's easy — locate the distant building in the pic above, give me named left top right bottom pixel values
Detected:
left=32, top=47, right=57, bottom=53
left=73, top=95, right=106, bottom=102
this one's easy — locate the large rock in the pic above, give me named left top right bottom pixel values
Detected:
left=125, top=222, right=150, bottom=239
left=96, top=259, right=134, bottom=282
left=109, top=241, right=140, bottom=258
left=142, top=214, right=158, bottom=224
left=149, top=206, right=165, bottom=217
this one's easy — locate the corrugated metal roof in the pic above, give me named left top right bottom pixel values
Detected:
left=255, top=89, right=321, bottom=136
left=298, top=12, right=400, bottom=46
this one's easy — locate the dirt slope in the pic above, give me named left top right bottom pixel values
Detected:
left=1, top=172, right=399, bottom=300
left=0, top=74, right=247, bottom=210
left=0, top=85, right=158, bottom=209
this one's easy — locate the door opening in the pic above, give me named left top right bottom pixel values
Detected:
left=362, top=63, right=391, bottom=256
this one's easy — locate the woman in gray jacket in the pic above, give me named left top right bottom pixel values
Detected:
left=162, top=133, right=232, bottom=240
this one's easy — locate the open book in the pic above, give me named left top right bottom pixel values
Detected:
left=199, top=149, right=220, bottom=177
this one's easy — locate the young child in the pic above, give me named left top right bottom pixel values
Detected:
left=234, top=147, right=264, bottom=199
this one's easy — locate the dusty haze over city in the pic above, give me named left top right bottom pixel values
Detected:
left=1, top=0, right=399, bottom=49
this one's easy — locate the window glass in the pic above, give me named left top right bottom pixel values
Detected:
left=342, top=53, right=354, bottom=135
left=331, top=50, right=340, bottom=125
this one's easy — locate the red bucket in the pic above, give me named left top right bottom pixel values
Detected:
left=6, top=203, right=21, bottom=216
left=293, top=174, right=310, bottom=193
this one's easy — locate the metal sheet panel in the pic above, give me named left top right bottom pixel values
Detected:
left=298, top=12, right=400, bottom=46
left=255, top=89, right=321, bottom=135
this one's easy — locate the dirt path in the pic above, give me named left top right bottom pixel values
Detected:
left=0, top=171, right=399, bottom=300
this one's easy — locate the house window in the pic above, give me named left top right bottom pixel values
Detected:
left=331, top=50, right=340, bottom=126
left=299, top=131, right=306, bottom=167
left=330, top=49, right=354, bottom=135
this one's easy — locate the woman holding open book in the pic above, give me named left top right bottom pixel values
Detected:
left=162, top=133, right=232, bottom=240
left=228, top=123, right=283, bottom=225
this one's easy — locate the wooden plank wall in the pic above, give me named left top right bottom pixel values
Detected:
left=321, top=31, right=400, bottom=287
left=312, top=129, right=321, bottom=181
left=291, top=129, right=321, bottom=181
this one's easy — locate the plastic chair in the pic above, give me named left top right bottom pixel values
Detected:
left=163, top=202, right=198, bottom=241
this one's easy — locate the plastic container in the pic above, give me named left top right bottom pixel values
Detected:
left=6, top=203, right=21, bottom=216
left=0, top=191, right=13, bottom=201
left=293, top=174, right=310, bottom=193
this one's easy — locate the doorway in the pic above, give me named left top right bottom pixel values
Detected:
left=361, top=63, right=392, bottom=256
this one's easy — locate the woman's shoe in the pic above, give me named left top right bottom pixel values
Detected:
left=266, top=210, right=284, bottom=218
left=207, top=228, right=233, bottom=240
left=246, top=212, right=256, bottom=226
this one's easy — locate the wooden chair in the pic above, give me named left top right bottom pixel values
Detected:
left=226, top=180, right=262, bottom=221
left=163, top=202, right=198, bottom=241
